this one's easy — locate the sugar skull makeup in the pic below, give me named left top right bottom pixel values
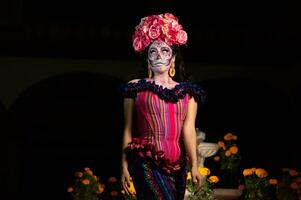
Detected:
left=148, top=41, right=173, bottom=68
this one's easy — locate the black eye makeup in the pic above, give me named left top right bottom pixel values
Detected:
left=149, top=48, right=158, bottom=54
left=161, top=48, right=170, bottom=53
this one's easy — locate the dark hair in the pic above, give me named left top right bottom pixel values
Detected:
left=137, top=45, right=191, bottom=82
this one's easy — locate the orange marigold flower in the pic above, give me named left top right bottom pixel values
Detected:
left=225, top=150, right=231, bottom=157
left=93, top=175, right=98, bottom=180
left=232, top=135, right=238, bottom=140
left=129, top=181, right=136, bottom=195
left=269, top=179, right=278, bottom=185
left=251, top=168, right=256, bottom=173
left=289, top=169, right=298, bottom=176
left=229, top=146, right=238, bottom=154
left=187, top=172, right=192, bottom=180
left=198, top=167, right=210, bottom=176
left=218, top=141, right=225, bottom=149
left=110, top=190, right=119, bottom=196
left=74, top=172, right=83, bottom=178
left=238, top=184, right=245, bottom=190
left=255, top=168, right=268, bottom=178
left=290, top=182, right=298, bottom=190
left=214, top=156, right=220, bottom=161
left=243, top=169, right=253, bottom=177
left=85, top=169, right=93, bottom=176
left=81, top=179, right=90, bottom=185
left=67, top=187, right=73, bottom=193
left=224, top=133, right=234, bottom=141
left=97, top=183, right=105, bottom=194
left=84, top=167, right=90, bottom=171
left=108, top=176, right=118, bottom=183
left=208, top=175, right=219, bottom=183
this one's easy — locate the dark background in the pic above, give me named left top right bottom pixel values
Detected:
left=2, top=0, right=300, bottom=65
left=1, top=0, right=300, bottom=199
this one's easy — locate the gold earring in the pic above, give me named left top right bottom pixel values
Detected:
left=169, top=67, right=175, bottom=77
left=148, top=63, right=152, bottom=79
left=169, top=62, right=175, bottom=77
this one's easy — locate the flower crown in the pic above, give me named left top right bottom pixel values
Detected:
left=132, top=13, right=188, bottom=52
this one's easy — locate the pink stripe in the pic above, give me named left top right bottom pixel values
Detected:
left=168, top=102, right=176, bottom=160
left=135, top=92, right=190, bottom=162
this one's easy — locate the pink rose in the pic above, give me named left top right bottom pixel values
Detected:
left=172, top=22, right=182, bottom=31
left=144, top=15, right=161, bottom=27
left=132, top=13, right=188, bottom=51
left=148, top=24, right=162, bottom=39
left=176, top=30, right=187, bottom=44
left=142, top=25, right=149, bottom=33
left=139, top=16, right=148, bottom=25
left=133, top=37, right=143, bottom=52
left=163, top=13, right=178, bottom=22
left=132, top=28, right=151, bottom=52
left=140, top=16, right=153, bottom=27
left=132, top=28, right=144, bottom=38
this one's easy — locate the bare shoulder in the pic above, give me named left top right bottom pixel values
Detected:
left=128, top=79, right=141, bottom=83
left=172, top=80, right=179, bottom=86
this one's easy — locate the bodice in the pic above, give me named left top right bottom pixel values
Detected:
left=121, top=79, right=205, bottom=171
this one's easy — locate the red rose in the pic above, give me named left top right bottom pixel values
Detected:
left=164, top=25, right=177, bottom=45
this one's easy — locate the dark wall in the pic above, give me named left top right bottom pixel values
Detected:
left=4, top=72, right=124, bottom=199
left=1, top=0, right=300, bottom=65
left=198, top=77, right=300, bottom=170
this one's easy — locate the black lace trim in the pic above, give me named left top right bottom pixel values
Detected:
left=120, top=79, right=206, bottom=103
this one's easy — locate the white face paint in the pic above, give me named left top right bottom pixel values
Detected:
left=148, top=41, right=173, bottom=74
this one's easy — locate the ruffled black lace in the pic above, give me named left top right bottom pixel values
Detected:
left=120, top=79, right=206, bottom=103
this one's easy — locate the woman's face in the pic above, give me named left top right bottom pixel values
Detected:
left=148, top=41, right=174, bottom=74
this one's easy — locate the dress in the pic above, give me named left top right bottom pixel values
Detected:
left=121, top=79, right=205, bottom=200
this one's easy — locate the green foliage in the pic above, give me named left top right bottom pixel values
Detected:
left=276, top=168, right=300, bottom=200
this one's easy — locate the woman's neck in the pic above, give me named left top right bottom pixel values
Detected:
left=152, top=75, right=174, bottom=85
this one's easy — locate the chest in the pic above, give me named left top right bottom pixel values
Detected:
left=135, top=91, right=189, bottom=118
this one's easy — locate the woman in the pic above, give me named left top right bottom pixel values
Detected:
left=121, top=13, right=205, bottom=200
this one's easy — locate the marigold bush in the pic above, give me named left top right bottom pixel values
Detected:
left=186, top=167, right=219, bottom=200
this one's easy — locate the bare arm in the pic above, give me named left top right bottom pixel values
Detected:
left=182, top=97, right=202, bottom=186
left=122, top=98, right=134, bottom=161
left=122, top=79, right=140, bottom=158
left=121, top=97, right=135, bottom=194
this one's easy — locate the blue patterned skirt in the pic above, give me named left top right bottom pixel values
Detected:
left=127, top=152, right=187, bottom=200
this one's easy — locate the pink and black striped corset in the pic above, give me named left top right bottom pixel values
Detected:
left=135, top=90, right=189, bottom=162
left=121, top=79, right=205, bottom=168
